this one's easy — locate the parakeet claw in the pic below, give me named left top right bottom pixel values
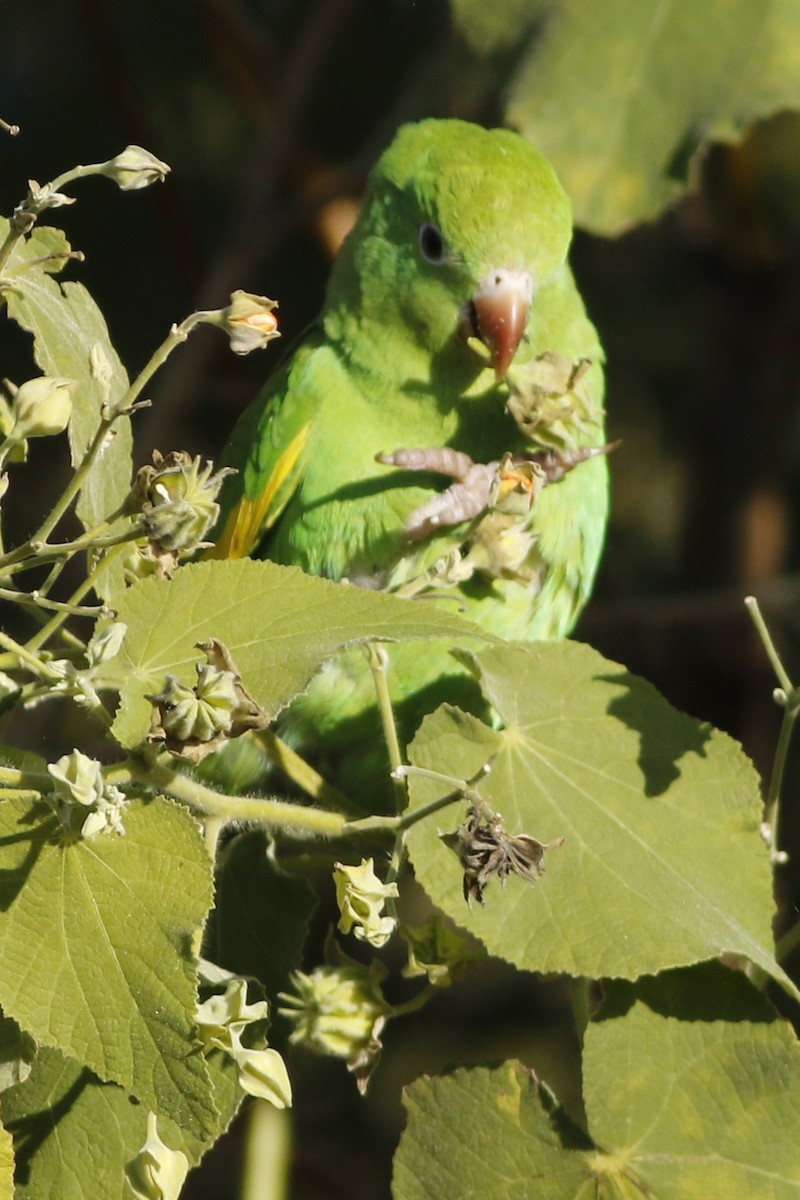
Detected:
left=378, top=441, right=618, bottom=541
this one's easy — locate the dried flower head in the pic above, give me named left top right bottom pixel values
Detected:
left=440, top=801, right=564, bottom=906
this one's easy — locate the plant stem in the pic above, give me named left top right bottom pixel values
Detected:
left=365, top=642, right=407, bottom=811
left=27, top=421, right=118, bottom=551
left=0, top=629, right=61, bottom=679
left=240, top=1103, right=291, bottom=1200
left=0, top=764, right=52, bottom=790
left=745, top=595, right=793, bottom=693
left=122, top=311, right=216, bottom=412
left=119, top=756, right=348, bottom=838
left=390, top=983, right=437, bottom=1018
left=0, top=521, right=140, bottom=575
left=25, top=542, right=128, bottom=654
left=745, top=595, right=798, bottom=860
left=0, top=586, right=103, bottom=618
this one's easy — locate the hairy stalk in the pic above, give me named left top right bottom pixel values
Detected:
left=0, top=764, right=52, bottom=791
left=241, top=1104, right=291, bottom=1200
left=0, top=518, right=140, bottom=574
left=0, top=586, right=103, bottom=618
left=116, top=755, right=348, bottom=838
left=0, top=629, right=63, bottom=680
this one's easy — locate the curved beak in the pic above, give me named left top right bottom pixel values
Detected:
left=469, top=269, right=534, bottom=379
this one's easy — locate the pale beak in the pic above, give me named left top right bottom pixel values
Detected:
left=468, top=269, right=534, bottom=379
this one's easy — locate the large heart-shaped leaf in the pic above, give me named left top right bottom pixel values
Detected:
left=406, top=640, right=791, bottom=992
left=107, top=558, right=493, bottom=750
left=394, top=965, right=800, bottom=1199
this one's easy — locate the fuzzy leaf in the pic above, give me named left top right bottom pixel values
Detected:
left=0, top=1122, right=11, bottom=1200
left=394, top=1061, right=584, bottom=1200
left=2, top=1043, right=235, bottom=1200
left=3, top=220, right=133, bottom=599
left=0, top=795, right=216, bottom=1139
left=405, top=641, right=792, bottom=993
left=107, top=558, right=494, bottom=750
left=394, top=965, right=800, bottom=1199
left=0, top=1015, right=37, bottom=1092
left=584, top=964, right=800, bottom=1197
left=461, top=0, right=800, bottom=233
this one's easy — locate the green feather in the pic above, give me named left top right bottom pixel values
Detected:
left=214, top=118, right=608, bottom=761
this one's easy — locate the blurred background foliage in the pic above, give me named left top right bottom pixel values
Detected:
left=5, top=2, right=800, bottom=1197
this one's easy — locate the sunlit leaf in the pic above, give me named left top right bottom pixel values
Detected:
left=107, top=558, right=494, bottom=750
left=406, top=641, right=792, bottom=993
left=0, top=795, right=216, bottom=1139
left=3, top=220, right=133, bottom=598
left=3, top=1044, right=232, bottom=1200
left=394, top=965, right=800, bottom=1199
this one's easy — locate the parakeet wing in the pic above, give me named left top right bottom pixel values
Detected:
left=211, top=333, right=324, bottom=560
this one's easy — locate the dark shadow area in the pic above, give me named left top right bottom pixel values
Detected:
left=598, top=670, right=712, bottom=797
left=596, top=960, right=779, bottom=1025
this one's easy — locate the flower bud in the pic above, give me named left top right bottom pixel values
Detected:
left=125, top=1112, right=188, bottom=1200
left=196, top=970, right=292, bottom=1108
left=221, top=291, right=280, bottom=356
left=48, top=749, right=104, bottom=809
left=333, top=858, right=398, bottom=948
left=279, top=963, right=389, bottom=1068
left=47, top=750, right=128, bottom=838
left=228, top=1032, right=292, bottom=1107
left=12, top=376, right=74, bottom=440
left=87, top=622, right=127, bottom=668
left=99, top=145, right=170, bottom=191
left=149, top=672, right=235, bottom=745
left=135, top=451, right=233, bottom=562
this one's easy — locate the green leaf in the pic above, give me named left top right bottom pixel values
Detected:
left=583, top=964, right=800, bottom=1197
left=205, top=830, right=316, bottom=1002
left=479, top=0, right=800, bottom=233
left=394, top=965, right=800, bottom=1199
left=394, top=1061, right=587, bottom=1200
left=3, top=220, right=133, bottom=598
left=0, top=1014, right=37, bottom=1092
left=0, top=1122, right=12, bottom=1200
left=3, top=1044, right=225, bottom=1200
left=107, top=558, right=495, bottom=750
left=0, top=795, right=217, bottom=1139
left=405, top=641, right=792, bottom=992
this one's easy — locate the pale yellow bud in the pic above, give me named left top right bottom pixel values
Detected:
left=12, top=376, right=74, bottom=439
left=101, top=145, right=170, bottom=191
left=333, top=858, right=398, bottom=948
left=125, top=1112, right=188, bottom=1200
left=223, top=290, right=280, bottom=356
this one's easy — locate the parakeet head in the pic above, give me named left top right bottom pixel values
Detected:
left=325, top=118, right=573, bottom=383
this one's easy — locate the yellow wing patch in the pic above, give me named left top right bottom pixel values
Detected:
left=209, top=423, right=311, bottom=559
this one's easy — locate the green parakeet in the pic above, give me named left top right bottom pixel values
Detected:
left=212, top=119, right=608, bottom=757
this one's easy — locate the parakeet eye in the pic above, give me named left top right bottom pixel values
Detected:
left=418, top=222, right=446, bottom=264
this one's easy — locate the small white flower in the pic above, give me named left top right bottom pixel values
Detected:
left=125, top=1112, right=188, bottom=1200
